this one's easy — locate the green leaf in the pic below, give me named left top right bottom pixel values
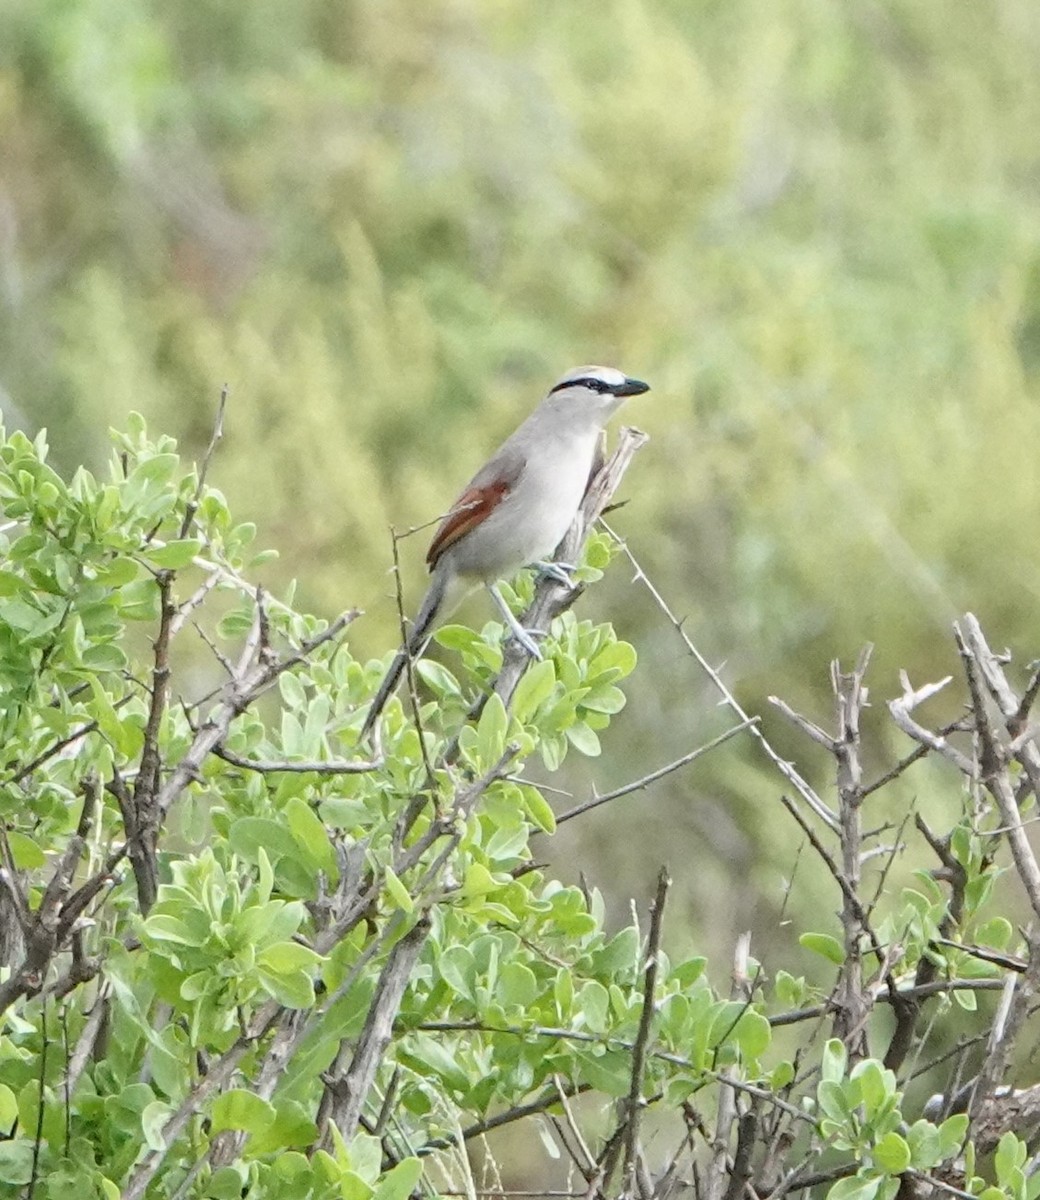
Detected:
left=439, top=945, right=477, bottom=1001
left=81, top=641, right=129, bottom=671
left=286, top=796, right=337, bottom=878
left=873, top=1132, right=911, bottom=1174
left=433, top=625, right=483, bottom=652
left=230, top=817, right=300, bottom=864
left=801, top=932, right=845, bottom=965
left=258, top=941, right=323, bottom=975
left=141, top=1100, right=173, bottom=1152
left=245, top=1100, right=319, bottom=1155
left=0, top=1141, right=34, bottom=1185
left=770, top=1061, right=795, bottom=1090
left=339, top=1171, right=375, bottom=1200
left=497, top=961, right=538, bottom=1007
left=147, top=538, right=202, bottom=568
left=383, top=866, right=414, bottom=913
left=827, top=1175, right=883, bottom=1200
left=578, top=980, right=609, bottom=1033
left=211, top=1089, right=276, bottom=1135
left=906, top=1121, right=942, bottom=1171
left=821, top=1039, right=848, bottom=1084
left=937, top=1113, right=969, bottom=1159
left=733, top=1010, right=771, bottom=1059
left=852, top=1060, right=896, bottom=1115
left=521, top=785, right=556, bottom=834
left=512, top=659, right=557, bottom=722
left=565, top=721, right=601, bottom=757
left=258, top=967, right=316, bottom=1008
left=477, top=692, right=509, bottom=765
left=371, top=1158, right=423, bottom=1200
left=142, top=914, right=207, bottom=947
left=995, top=1131, right=1026, bottom=1183
left=0, top=1085, right=17, bottom=1130
left=414, top=659, right=460, bottom=696
left=6, top=832, right=45, bottom=870
left=975, top=917, right=1013, bottom=949
left=207, top=1167, right=251, bottom=1199
left=590, top=640, right=637, bottom=678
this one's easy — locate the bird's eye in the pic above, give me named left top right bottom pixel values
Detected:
left=585, top=378, right=612, bottom=394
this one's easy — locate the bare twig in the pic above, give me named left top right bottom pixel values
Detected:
left=603, top=521, right=838, bottom=831
left=888, top=673, right=974, bottom=775
left=707, top=932, right=752, bottom=1200
left=622, top=868, right=670, bottom=1197
left=211, top=744, right=381, bottom=775
left=833, top=649, right=872, bottom=1059
left=556, top=719, right=757, bottom=826
left=320, top=916, right=430, bottom=1144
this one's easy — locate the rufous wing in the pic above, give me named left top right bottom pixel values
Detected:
left=426, top=480, right=511, bottom=570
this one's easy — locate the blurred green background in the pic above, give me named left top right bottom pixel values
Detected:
left=4, top=0, right=1040, bottom=956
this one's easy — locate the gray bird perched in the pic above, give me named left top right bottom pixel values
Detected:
left=359, top=364, right=650, bottom=742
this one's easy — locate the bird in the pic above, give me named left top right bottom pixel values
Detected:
left=359, top=364, right=650, bottom=742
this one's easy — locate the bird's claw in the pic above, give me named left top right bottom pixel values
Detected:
left=509, top=626, right=545, bottom=659
left=533, top=560, right=578, bottom=588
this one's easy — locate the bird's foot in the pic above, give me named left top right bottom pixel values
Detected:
left=487, top=582, right=547, bottom=660
left=507, top=624, right=545, bottom=660
left=532, top=559, right=578, bottom=588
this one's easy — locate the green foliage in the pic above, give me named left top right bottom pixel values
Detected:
left=0, top=413, right=1032, bottom=1198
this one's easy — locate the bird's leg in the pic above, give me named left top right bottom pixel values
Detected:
left=532, top=560, right=577, bottom=588
left=487, top=584, right=544, bottom=659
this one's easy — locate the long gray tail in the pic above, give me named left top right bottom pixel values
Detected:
left=360, top=572, right=447, bottom=742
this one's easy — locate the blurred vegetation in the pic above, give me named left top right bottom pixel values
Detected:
left=4, top=0, right=1040, bottom=952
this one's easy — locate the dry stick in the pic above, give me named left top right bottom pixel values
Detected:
left=321, top=917, right=430, bottom=1145
left=211, top=744, right=380, bottom=775
left=953, top=620, right=1040, bottom=920
left=860, top=718, right=972, bottom=800
left=707, top=931, right=752, bottom=1200
left=0, top=826, right=88, bottom=1015
left=309, top=745, right=519, bottom=1152
left=603, top=521, right=838, bottom=832
left=956, top=626, right=1040, bottom=1119
left=769, top=978, right=1005, bottom=1028
left=124, top=396, right=232, bottom=911
left=888, top=673, right=975, bottom=776
left=832, top=649, right=871, bottom=1058
left=884, top=815, right=968, bottom=1073
left=552, top=1075, right=598, bottom=1180
left=724, top=1107, right=759, bottom=1200
left=421, top=1082, right=593, bottom=1155
left=621, top=867, right=670, bottom=1198
left=129, top=565, right=175, bottom=912
left=961, top=612, right=1040, bottom=799
left=64, top=988, right=110, bottom=1102
left=555, top=718, right=757, bottom=825
left=180, top=383, right=227, bottom=538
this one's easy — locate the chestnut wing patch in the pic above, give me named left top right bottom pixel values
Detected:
left=426, top=480, right=511, bottom=569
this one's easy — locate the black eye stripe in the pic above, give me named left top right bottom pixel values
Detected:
left=549, top=376, right=614, bottom=396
